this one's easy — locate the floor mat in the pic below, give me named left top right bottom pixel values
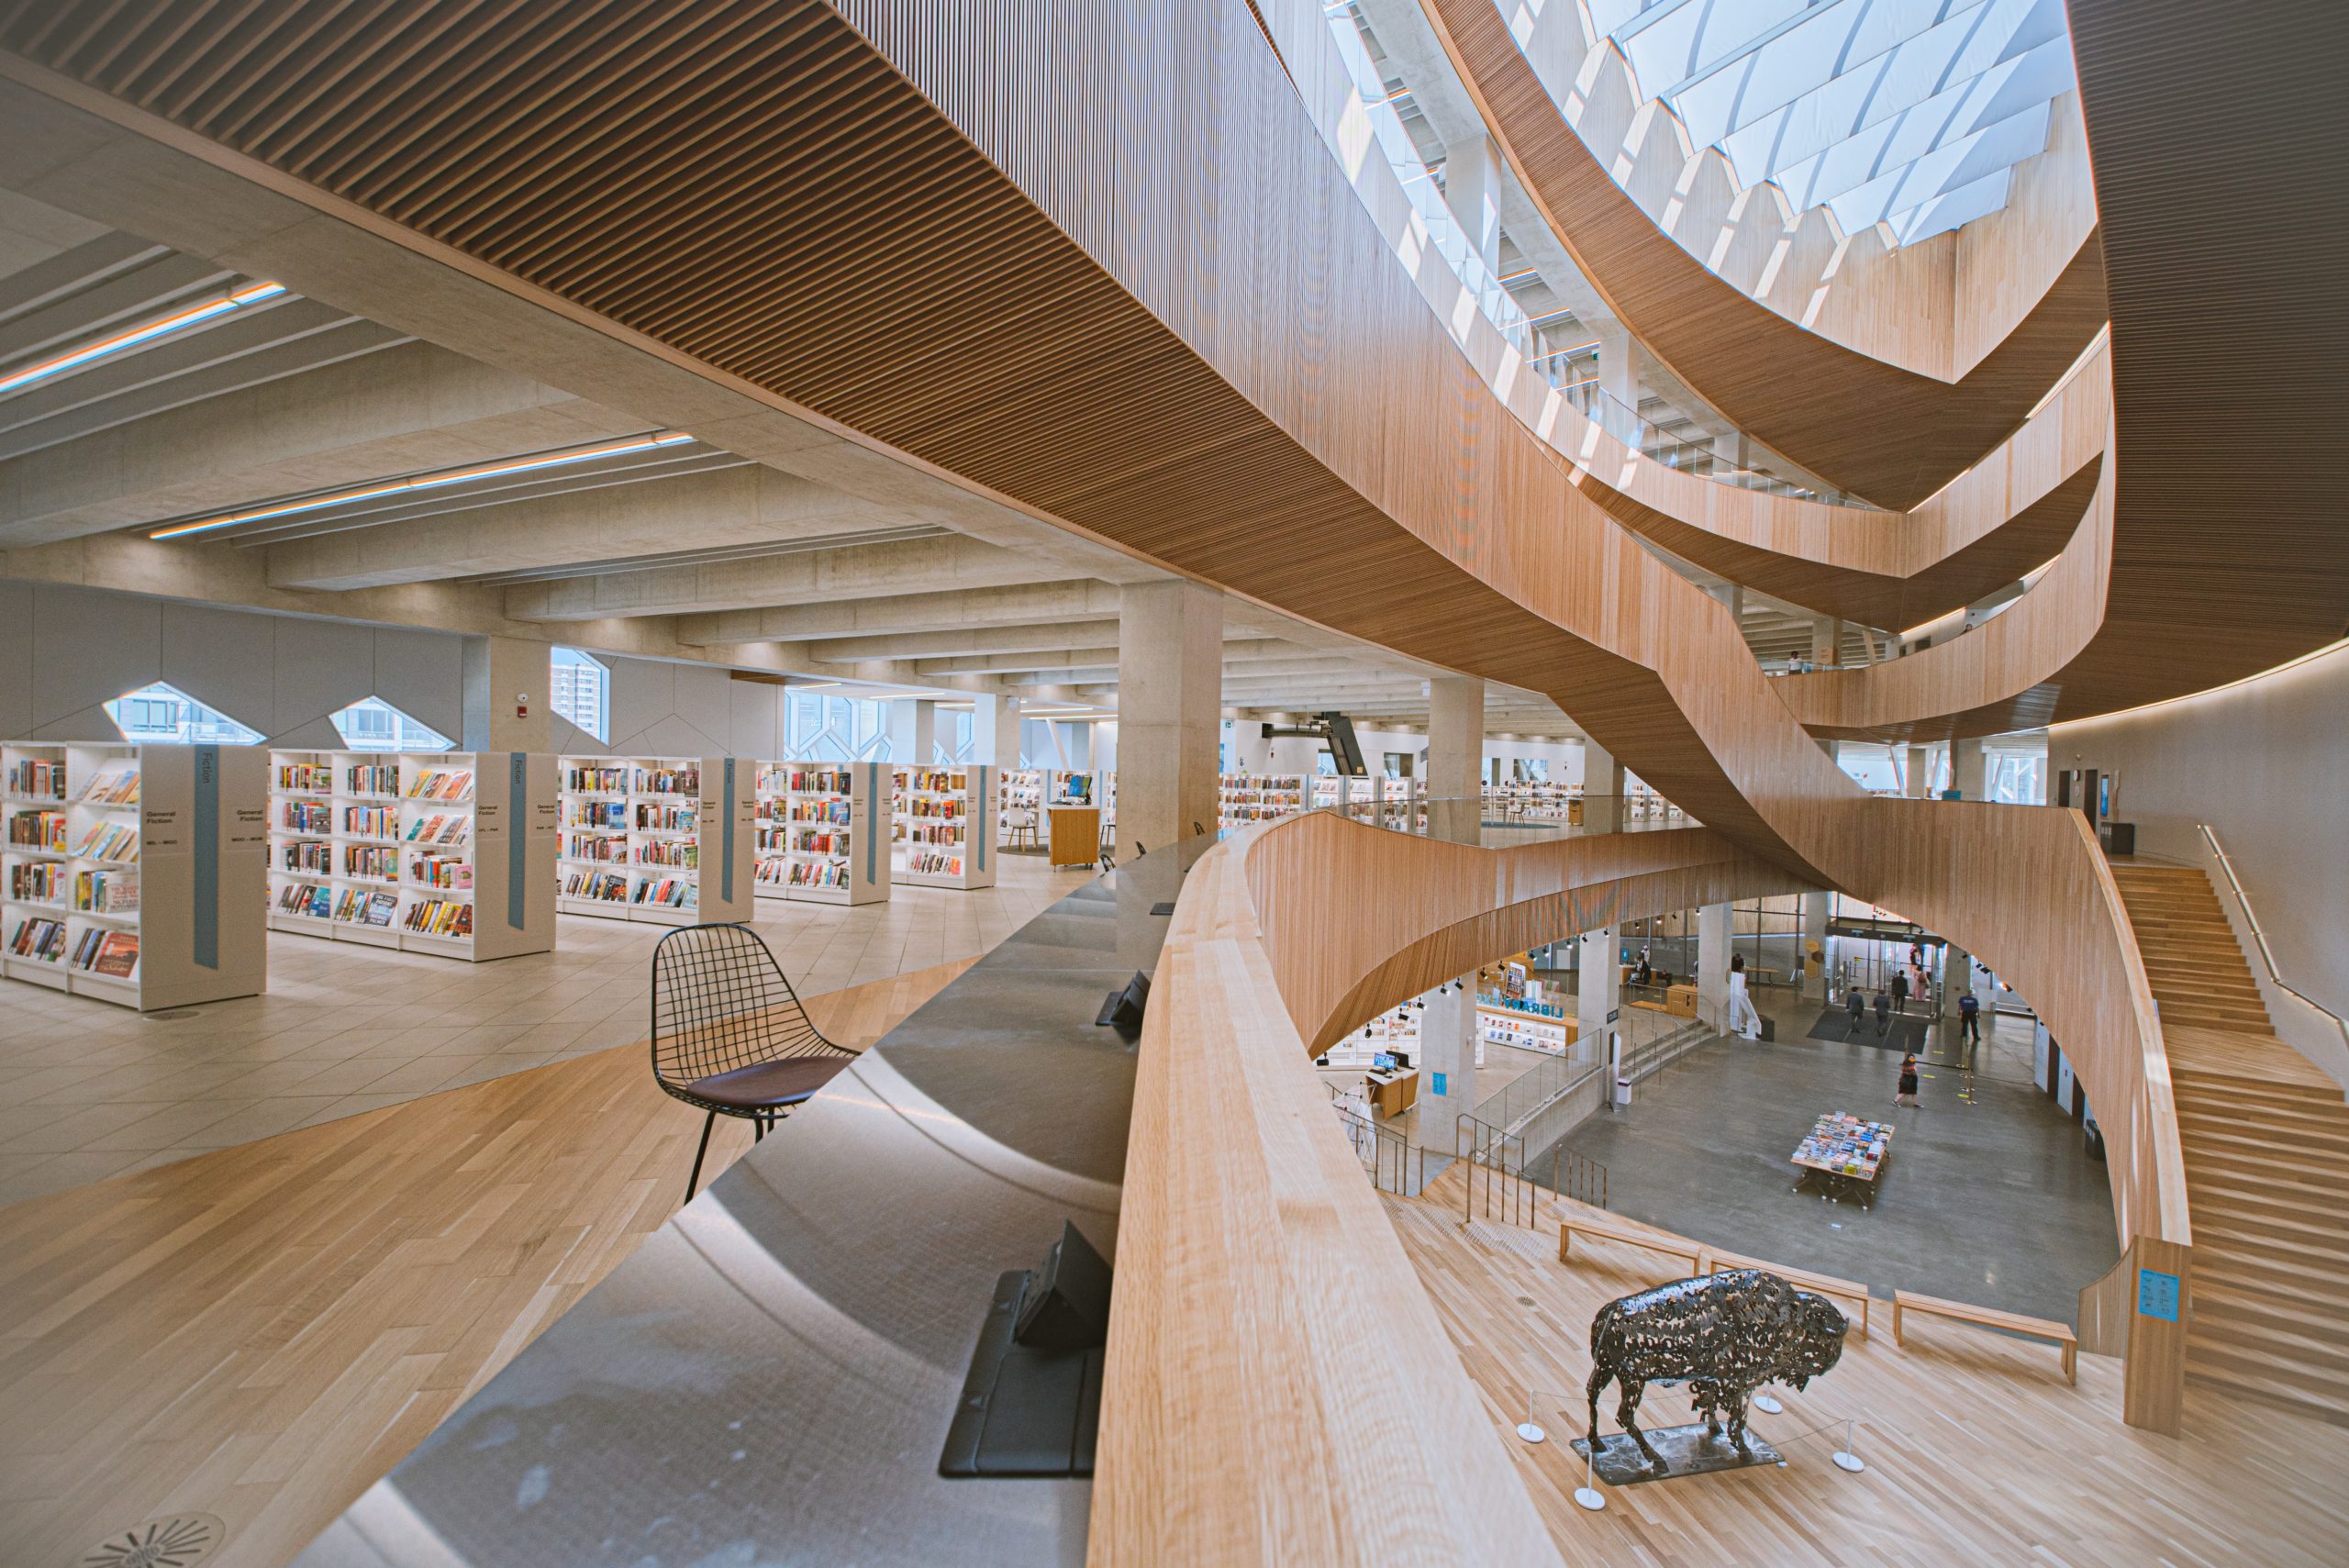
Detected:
left=1807, top=1007, right=1932, bottom=1053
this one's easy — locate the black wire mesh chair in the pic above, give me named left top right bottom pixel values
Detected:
left=651, top=922, right=857, bottom=1202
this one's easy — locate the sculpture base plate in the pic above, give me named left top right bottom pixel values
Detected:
left=1571, top=1424, right=1785, bottom=1486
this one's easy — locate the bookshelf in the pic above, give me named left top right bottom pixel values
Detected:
left=267, top=751, right=554, bottom=962
left=894, top=764, right=996, bottom=889
left=3, top=741, right=266, bottom=1010
left=754, top=760, right=889, bottom=906
left=558, top=755, right=752, bottom=925
left=1217, top=773, right=1306, bottom=828
left=997, top=767, right=1044, bottom=846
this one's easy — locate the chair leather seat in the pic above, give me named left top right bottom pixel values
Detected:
left=683, top=1054, right=852, bottom=1110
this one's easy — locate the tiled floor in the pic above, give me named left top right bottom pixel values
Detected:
left=0, top=853, right=1092, bottom=1208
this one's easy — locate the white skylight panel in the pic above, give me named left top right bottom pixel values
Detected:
left=1587, top=0, right=1661, bottom=42
left=1773, top=45, right=2064, bottom=210
left=1667, top=0, right=1966, bottom=150
left=1615, top=0, right=1809, bottom=100
left=1718, top=0, right=2064, bottom=188
left=1888, top=166, right=2013, bottom=243
left=1823, top=99, right=2049, bottom=230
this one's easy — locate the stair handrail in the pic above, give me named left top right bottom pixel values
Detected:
left=2198, top=822, right=2349, bottom=1054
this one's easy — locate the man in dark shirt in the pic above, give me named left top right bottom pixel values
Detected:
left=1890, top=969, right=1910, bottom=1015
left=1874, top=988, right=1892, bottom=1037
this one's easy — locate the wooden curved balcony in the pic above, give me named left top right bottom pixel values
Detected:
left=1103, top=805, right=2188, bottom=1560
left=1419, top=0, right=2109, bottom=511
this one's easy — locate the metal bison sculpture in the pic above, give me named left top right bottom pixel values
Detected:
left=1586, top=1269, right=1848, bottom=1473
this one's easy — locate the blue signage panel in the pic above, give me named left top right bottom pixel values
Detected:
left=1431, top=1072, right=1447, bottom=1096
left=507, top=752, right=528, bottom=931
left=2136, top=1268, right=2180, bottom=1322
left=192, top=745, right=219, bottom=970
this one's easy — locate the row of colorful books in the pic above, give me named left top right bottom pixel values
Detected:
left=79, top=765, right=141, bottom=806
left=6, top=759, right=66, bottom=800
left=404, top=771, right=473, bottom=801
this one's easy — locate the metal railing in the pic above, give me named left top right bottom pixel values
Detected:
left=1455, top=1112, right=1609, bottom=1225
left=1470, top=1033, right=1600, bottom=1135
left=1334, top=1102, right=1426, bottom=1197
left=2199, top=823, right=2349, bottom=1054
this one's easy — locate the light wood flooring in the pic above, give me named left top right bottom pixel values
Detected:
left=1386, top=1168, right=2349, bottom=1566
left=0, top=857, right=1088, bottom=1208
left=0, top=956, right=972, bottom=1568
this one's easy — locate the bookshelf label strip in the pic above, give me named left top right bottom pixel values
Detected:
left=722, top=757, right=737, bottom=906
left=507, top=751, right=528, bottom=932
left=864, top=762, right=882, bottom=887
left=194, top=744, right=218, bottom=971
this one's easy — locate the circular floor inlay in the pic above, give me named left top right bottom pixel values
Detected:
left=80, top=1514, right=226, bottom=1568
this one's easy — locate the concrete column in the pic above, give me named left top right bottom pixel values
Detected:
left=1444, top=135, right=1503, bottom=275
left=1697, top=902, right=1731, bottom=1030
left=1709, top=581, right=1744, bottom=625
left=1063, top=720, right=1092, bottom=771
left=1581, top=737, right=1626, bottom=833
left=889, top=699, right=936, bottom=767
left=1116, top=580, right=1222, bottom=863
left=1943, top=943, right=1975, bottom=1018
left=972, top=694, right=1019, bottom=765
left=1594, top=321, right=1639, bottom=431
left=1809, top=615, right=1840, bottom=668
left=1418, top=976, right=1479, bottom=1153
left=1426, top=675, right=1484, bottom=842
left=1800, top=889, right=1832, bottom=998
left=1907, top=743, right=1932, bottom=798
left=462, top=636, right=548, bottom=753
left=1577, top=928, right=1620, bottom=1068
left=1950, top=736, right=1986, bottom=800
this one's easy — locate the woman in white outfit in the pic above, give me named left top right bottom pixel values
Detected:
left=1727, top=953, right=1764, bottom=1040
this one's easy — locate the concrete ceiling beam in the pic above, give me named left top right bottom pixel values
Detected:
left=678, top=580, right=1127, bottom=645
left=0, top=339, right=646, bottom=547
left=264, top=463, right=896, bottom=590
left=502, top=533, right=1074, bottom=622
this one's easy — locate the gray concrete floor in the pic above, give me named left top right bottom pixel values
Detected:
left=1544, top=986, right=2116, bottom=1323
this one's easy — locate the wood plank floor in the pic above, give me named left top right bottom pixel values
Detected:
left=0, top=957, right=973, bottom=1568
left=1387, top=1173, right=2349, bottom=1566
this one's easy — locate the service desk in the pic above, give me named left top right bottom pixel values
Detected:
left=1048, top=804, right=1101, bottom=866
left=1364, top=1067, right=1419, bottom=1119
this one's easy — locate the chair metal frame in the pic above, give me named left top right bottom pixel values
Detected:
left=650, top=921, right=856, bottom=1201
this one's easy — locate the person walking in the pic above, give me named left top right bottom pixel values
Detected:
left=1846, top=984, right=1866, bottom=1033
left=1727, top=953, right=1763, bottom=1040
left=1890, top=968, right=1910, bottom=1015
left=1958, top=989, right=1982, bottom=1049
left=1874, top=987, right=1892, bottom=1037
left=1895, top=1053, right=1921, bottom=1107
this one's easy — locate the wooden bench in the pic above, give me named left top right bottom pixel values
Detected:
left=1892, top=1289, right=2076, bottom=1384
left=1558, top=1218, right=1704, bottom=1279
left=1703, top=1251, right=1873, bottom=1341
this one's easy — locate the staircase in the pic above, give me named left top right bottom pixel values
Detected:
left=2110, top=862, right=2349, bottom=1427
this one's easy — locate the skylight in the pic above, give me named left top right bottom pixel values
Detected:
left=104, top=682, right=267, bottom=746
left=328, top=696, right=453, bottom=752
left=1592, top=0, right=2076, bottom=244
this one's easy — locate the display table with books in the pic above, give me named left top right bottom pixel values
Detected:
left=1790, top=1112, right=1893, bottom=1204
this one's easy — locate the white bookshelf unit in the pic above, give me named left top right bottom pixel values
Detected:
left=894, top=764, right=996, bottom=889
left=1217, top=773, right=1306, bottom=828
left=3, top=741, right=266, bottom=1010
left=267, top=751, right=554, bottom=962
left=558, top=755, right=752, bottom=926
left=754, top=760, right=889, bottom=906
left=997, top=767, right=1044, bottom=846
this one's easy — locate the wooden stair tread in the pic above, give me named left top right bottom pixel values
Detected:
left=2184, top=1364, right=2349, bottom=1428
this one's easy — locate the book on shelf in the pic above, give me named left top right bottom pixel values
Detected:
left=78, top=763, right=141, bottom=806
left=632, top=876, right=696, bottom=908
left=281, top=800, right=332, bottom=835
left=6, top=759, right=66, bottom=800
left=8, top=860, right=66, bottom=904
left=568, top=799, right=629, bottom=829
left=278, top=883, right=331, bottom=918
left=788, top=766, right=853, bottom=794
left=72, top=821, right=140, bottom=862
left=7, top=808, right=68, bottom=851
left=280, top=841, right=332, bottom=874
left=788, top=860, right=849, bottom=889
left=563, top=763, right=630, bottom=794
left=905, top=850, right=964, bottom=876
left=274, top=762, right=332, bottom=794
left=404, top=770, right=474, bottom=801
left=341, top=844, right=399, bottom=882
left=73, top=868, right=139, bottom=914
left=8, top=915, right=65, bottom=961
left=634, top=802, right=698, bottom=833
left=344, top=763, right=400, bottom=796
left=404, top=813, right=469, bottom=845
left=564, top=869, right=632, bottom=902
left=88, top=930, right=139, bottom=980
left=409, top=853, right=473, bottom=891
left=403, top=898, right=473, bottom=938
left=636, top=765, right=701, bottom=795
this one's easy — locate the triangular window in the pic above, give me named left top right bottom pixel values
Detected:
left=328, top=696, right=454, bottom=752
left=104, top=681, right=266, bottom=745
left=551, top=647, right=610, bottom=743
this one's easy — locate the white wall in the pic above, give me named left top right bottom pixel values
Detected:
left=2054, top=642, right=2349, bottom=1080
left=0, top=580, right=466, bottom=747
left=549, top=649, right=782, bottom=759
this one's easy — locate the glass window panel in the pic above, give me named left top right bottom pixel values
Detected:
left=103, top=681, right=267, bottom=746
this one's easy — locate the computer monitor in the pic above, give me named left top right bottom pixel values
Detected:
left=1374, top=1052, right=1396, bottom=1072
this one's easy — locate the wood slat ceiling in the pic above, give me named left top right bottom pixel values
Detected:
left=1419, top=0, right=2111, bottom=512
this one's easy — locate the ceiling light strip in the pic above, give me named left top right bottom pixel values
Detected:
left=0, top=280, right=288, bottom=396
left=149, top=431, right=696, bottom=539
